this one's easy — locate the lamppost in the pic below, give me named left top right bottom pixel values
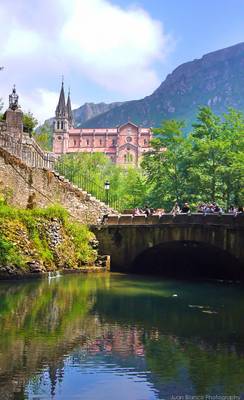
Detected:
left=104, top=180, right=110, bottom=205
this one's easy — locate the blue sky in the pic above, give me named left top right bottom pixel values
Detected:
left=0, top=0, right=244, bottom=122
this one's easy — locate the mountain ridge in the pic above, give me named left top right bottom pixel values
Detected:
left=81, top=42, right=244, bottom=129
left=46, top=42, right=244, bottom=130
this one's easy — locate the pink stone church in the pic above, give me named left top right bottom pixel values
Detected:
left=53, top=83, right=153, bottom=166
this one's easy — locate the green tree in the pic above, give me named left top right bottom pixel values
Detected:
left=33, top=122, right=52, bottom=151
left=220, top=108, right=244, bottom=207
left=142, top=119, right=190, bottom=209
left=23, top=112, right=38, bottom=135
left=189, top=107, right=244, bottom=207
left=56, top=153, right=147, bottom=210
left=189, top=107, right=224, bottom=203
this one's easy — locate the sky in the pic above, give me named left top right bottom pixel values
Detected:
left=0, top=0, right=244, bottom=123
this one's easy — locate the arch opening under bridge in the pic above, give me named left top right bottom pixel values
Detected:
left=131, top=240, right=243, bottom=281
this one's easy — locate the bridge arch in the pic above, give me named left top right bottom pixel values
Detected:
left=131, top=240, right=243, bottom=280
left=93, top=214, right=244, bottom=280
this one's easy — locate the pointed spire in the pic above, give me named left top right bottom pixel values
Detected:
left=55, top=80, right=67, bottom=118
left=66, top=88, right=73, bottom=127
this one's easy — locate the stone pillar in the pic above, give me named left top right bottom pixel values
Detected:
left=5, top=108, right=23, bottom=141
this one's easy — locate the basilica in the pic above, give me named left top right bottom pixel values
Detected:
left=53, top=83, right=153, bottom=166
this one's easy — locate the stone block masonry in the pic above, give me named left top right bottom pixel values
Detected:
left=0, top=146, right=113, bottom=225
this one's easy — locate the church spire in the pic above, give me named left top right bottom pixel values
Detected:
left=66, top=88, right=73, bottom=127
left=55, top=80, right=67, bottom=118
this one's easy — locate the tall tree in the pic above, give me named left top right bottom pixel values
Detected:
left=142, top=120, right=190, bottom=209
left=189, top=106, right=244, bottom=207
left=33, top=123, right=52, bottom=151
left=189, top=107, right=223, bottom=203
left=220, top=108, right=244, bottom=207
left=23, top=112, right=38, bottom=135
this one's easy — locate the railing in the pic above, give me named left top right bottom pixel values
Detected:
left=0, top=124, right=120, bottom=209
left=0, top=130, right=55, bottom=170
left=55, top=161, right=122, bottom=210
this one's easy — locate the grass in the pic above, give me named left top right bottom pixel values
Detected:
left=0, top=203, right=97, bottom=271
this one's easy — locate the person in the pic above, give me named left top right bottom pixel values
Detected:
left=144, top=205, right=151, bottom=217
left=101, top=213, right=109, bottom=224
left=228, top=205, right=236, bottom=214
left=197, top=203, right=205, bottom=213
left=213, top=203, right=223, bottom=214
left=134, top=208, right=141, bottom=216
left=180, top=202, right=191, bottom=214
left=171, top=202, right=180, bottom=216
left=155, top=208, right=165, bottom=216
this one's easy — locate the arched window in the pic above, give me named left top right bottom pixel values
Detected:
left=124, top=154, right=127, bottom=163
left=57, top=121, right=60, bottom=130
left=87, top=139, right=89, bottom=146
left=61, top=121, right=64, bottom=130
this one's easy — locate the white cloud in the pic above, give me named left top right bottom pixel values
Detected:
left=61, top=0, right=171, bottom=95
left=3, top=29, right=42, bottom=57
left=21, top=89, right=60, bottom=124
left=0, top=0, right=173, bottom=122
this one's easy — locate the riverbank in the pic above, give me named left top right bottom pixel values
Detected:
left=0, top=204, right=109, bottom=279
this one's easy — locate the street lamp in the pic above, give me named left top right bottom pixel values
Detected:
left=104, top=180, right=110, bottom=205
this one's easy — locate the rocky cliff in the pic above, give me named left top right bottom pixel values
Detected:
left=45, top=101, right=123, bottom=128
left=80, top=42, right=244, bottom=130
left=0, top=205, right=108, bottom=279
left=73, top=101, right=123, bottom=127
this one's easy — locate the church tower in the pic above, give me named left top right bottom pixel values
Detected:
left=55, top=81, right=68, bottom=132
left=66, top=89, right=74, bottom=128
left=53, top=81, right=70, bottom=154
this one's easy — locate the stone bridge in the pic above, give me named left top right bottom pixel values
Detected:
left=93, top=214, right=244, bottom=280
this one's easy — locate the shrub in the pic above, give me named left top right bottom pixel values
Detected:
left=65, top=222, right=97, bottom=265
left=0, top=235, right=25, bottom=268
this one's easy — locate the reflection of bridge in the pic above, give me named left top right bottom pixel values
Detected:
left=93, top=214, right=244, bottom=278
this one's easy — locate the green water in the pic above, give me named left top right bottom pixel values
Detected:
left=0, top=273, right=244, bottom=399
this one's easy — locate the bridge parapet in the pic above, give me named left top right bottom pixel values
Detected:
left=104, top=213, right=244, bottom=227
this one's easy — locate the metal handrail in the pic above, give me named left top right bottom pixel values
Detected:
left=55, top=161, right=122, bottom=210
left=0, top=131, right=55, bottom=170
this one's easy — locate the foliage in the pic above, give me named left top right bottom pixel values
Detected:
left=0, top=204, right=97, bottom=271
left=23, top=112, right=38, bottom=135
left=141, top=107, right=244, bottom=210
left=65, top=222, right=96, bottom=265
left=142, top=120, right=191, bottom=209
left=0, top=235, right=25, bottom=268
left=33, top=122, right=52, bottom=151
left=57, top=152, right=147, bottom=210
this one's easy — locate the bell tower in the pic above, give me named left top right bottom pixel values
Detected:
left=53, top=81, right=69, bottom=154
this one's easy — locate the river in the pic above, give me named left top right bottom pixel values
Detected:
left=0, top=273, right=243, bottom=399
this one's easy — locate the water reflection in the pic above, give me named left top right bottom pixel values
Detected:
left=0, top=274, right=243, bottom=399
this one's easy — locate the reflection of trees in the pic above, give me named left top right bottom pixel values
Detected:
left=0, top=275, right=244, bottom=398
left=94, top=277, right=244, bottom=395
left=0, top=275, right=109, bottom=399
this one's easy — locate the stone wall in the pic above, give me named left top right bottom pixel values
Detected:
left=0, top=147, right=113, bottom=224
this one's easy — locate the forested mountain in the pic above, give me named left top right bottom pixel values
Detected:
left=76, top=42, right=244, bottom=129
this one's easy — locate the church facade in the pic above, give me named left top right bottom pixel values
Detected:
left=53, top=83, right=153, bottom=166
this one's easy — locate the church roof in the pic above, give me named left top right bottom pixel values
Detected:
left=56, top=82, right=67, bottom=117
